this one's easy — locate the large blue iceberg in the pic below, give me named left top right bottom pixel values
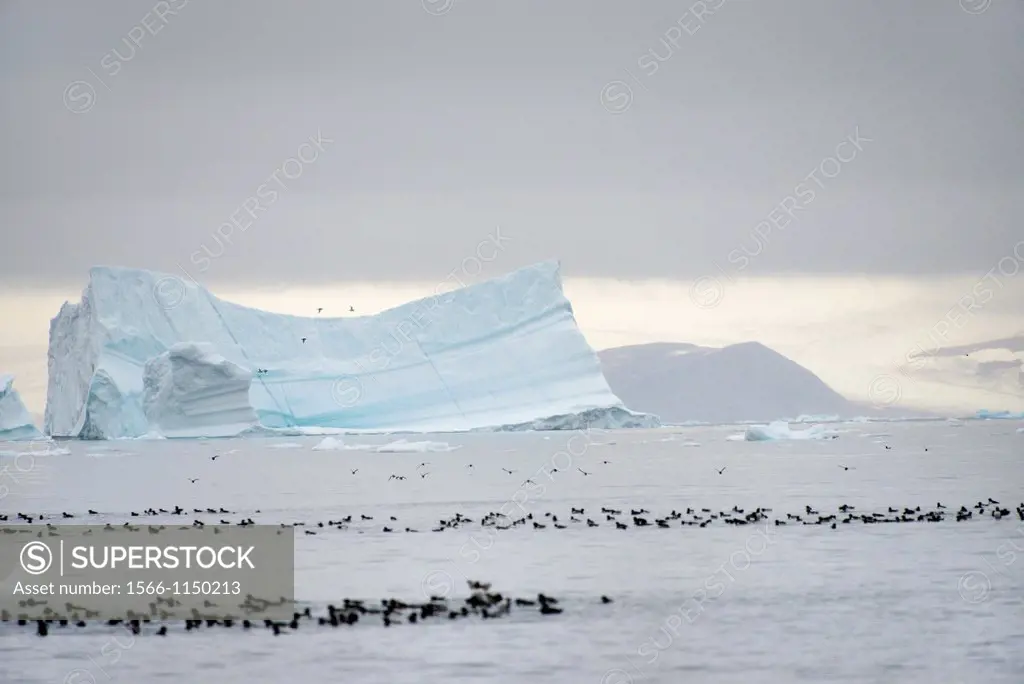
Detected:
left=0, top=374, right=44, bottom=441
left=45, top=261, right=659, bottom=438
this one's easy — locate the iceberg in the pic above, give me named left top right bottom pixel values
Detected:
left=0, top=374, right=43, bottom=441
left=45, top=261, right=658, bottom=439
left=142, top=342, right=259, bottom=438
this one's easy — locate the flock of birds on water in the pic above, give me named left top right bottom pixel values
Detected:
left=3, top=429, right=1020, bottom=638
left=3, top=580, right=601, bottom=637
left=2, top=496, right=1020, bottom=638
left=3, top=497, right=1022, bottom=535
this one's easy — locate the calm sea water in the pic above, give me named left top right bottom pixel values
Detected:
left=1, top=419, right=1022, bottom=683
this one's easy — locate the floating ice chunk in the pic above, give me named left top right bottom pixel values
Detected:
left=741, top=420, right=835, bottom=442
left=976, top=409, right=1024, bottom=420
left=374, top=439, right=461, bottom=453
left=0, top=375, right=43, bottom=441
left=311, top=436, right=374, bottom=451
left=312, top=436, right=347, bottom=451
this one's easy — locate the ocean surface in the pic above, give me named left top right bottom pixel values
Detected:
left=0, top=419, right=1022, bottom=683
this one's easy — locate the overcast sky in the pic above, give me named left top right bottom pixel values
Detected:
left=1, top=0, right=1021, bottom=288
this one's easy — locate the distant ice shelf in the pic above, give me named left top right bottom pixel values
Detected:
left=975, top=409, right=1024, bottom=420
left=44, top=261, right=659, bottom=439
left=0, top=374, right=43, bottom=441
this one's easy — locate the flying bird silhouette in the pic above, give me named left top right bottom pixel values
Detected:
left=716, top=467, right=726, bottom=475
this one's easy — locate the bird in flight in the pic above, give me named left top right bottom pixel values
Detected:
left=351, top=469, right=358, bottom=475
left=501, top=468, right=515, bottom=474
left=189, top=478, right=199, bottom=484
left=417, top=462, right=430, bottom=469
left=211, top=454, right=222, bottom=461
left=317, top=307, right=323, bottom=313
left=522, top=479, right=536, bottom=485
left=838, top=465, right=855, bottom=471
left=301, top=337, right=307, bottom=344
left=420, top=472, right=430, bottom=479
left=577, top=468, right=590, bottom=476
left=716, top=467, right=726, bottom=475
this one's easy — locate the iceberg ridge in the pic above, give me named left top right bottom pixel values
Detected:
left=0, top=375, right=44, bottom=441
left=142, top=342, right=259, bottom=438
left=45, top=261, right=658, bottom=438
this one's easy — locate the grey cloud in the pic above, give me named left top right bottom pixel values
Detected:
left=1, top=0, right=1021, bottom=286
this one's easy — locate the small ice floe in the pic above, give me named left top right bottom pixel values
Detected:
left=311, top=437, right=367, bottom=451
left=735, top=421, right=836, bottom=442
left=374, top=439, right=462, bottom=453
